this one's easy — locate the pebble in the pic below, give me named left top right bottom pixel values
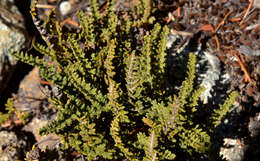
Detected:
left=59, top=1, right=72, bottom=16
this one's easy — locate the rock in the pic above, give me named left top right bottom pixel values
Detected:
left=15, top=68, right=46, bottom=114
left=15, top=67, right=60, bottom=151
left=0, top=131, right=26, bottom=161
left=15, top=67, right=57, bottom=119
left=219, top=138, right=244, bottom=161
left=254, top=0, right=260, bottom=8
left=0, top=0, right=28, bottom=97
left=23, top=117, right=60, bottom=151
left=248, top=115, right=260, bottom=137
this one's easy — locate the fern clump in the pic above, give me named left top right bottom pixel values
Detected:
left=12, top=0, right=238, bottom=160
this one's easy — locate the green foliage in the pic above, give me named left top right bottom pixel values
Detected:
left=0, top=98, right=15, bottom=125
left=0, top=98, right=32, bottom=126
left=20, top=112, right=31, bottom=124
left=210, top=91, right=239, bottom=129
left=134, top=0, right=155, bottom=25
left=0, top=112, right=9, bottom=125
left=13, top=0, right=238, bottom=160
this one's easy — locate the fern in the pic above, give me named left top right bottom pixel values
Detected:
left=210, top=91, right=239, bottom=129
left=0, top=98, right=15, bottom=125
left=12, top=1, right=239, bottom=160
left=145, top=130, right=159, bottom=161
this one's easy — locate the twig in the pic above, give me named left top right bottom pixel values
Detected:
left=177, top=0, right=182, bottom=18
left=245, top=22, right=260, bottom=30
left=38, top=79, right=52, bottom=85
left=36, top=4, right=55, bottom=9
left=61, top=17, right=80, bottom=28
left=240, top=0, right=254, bottom=25
left=229, top=17, right=241, bottom=22
left=216, top=9, right=233, bottom=32
left=128, top=127, right=145, bottom=135
left=214, top=35, right=220, bottom=53
left=198, top=24, right=215, bottom=32
left=233, top=50, right=253, bottom=83
left=198, top=24, right=221, bottom=52
left=171, top=29, right=194, bottom=36
left=238, top=52, right=246, bottom=64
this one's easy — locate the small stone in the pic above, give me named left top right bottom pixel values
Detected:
left=257, top=113, right=260, bottom=121
left=59, top=1, right=72, bottom=16
left=23, top=118, right=60, bottom=151
left=220, top=138, right=244, bottom=161
left=0, top=131, right=23, bottom=161
left=254, top=0, right=260, bottom=8
left=248, top=118, right=260, bottom=137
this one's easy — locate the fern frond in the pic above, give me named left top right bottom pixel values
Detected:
left=146, top=100, right=171, bottom=131
left=179, top=125, right=210, bottom=154
left=164, top=96, right=180, bottom=133
left=143, top=130, right=158, bottom=161
left=152, top=24, right=169, bottom=95
left=103, top=0, right=116, bottom=17
left=77, top=11, right=96, bottom=47
left=68, top=66, right=97, bottom=102
left=135, top=0, right=153, bottom=24
left=125, top=51, right=142, bottom=99
left=107, top=80, right=120, bottom=110
left=0, top=98, right=15, bottom=125
left=90, top=0, right=101, bottom=20
left=210, top=91, right=239, bottom=128
left=177, top=53, right=196, bottom=107
left=140, top=32, right=152, bottom=86
left=104, top=39, right=117, bottom=79
left=12, top=51, right=49, bottom=68
left=110, top=112, right=136, bottom=160
left=155, top=25, right=169, bottom=74
left=189, top=86, right=206, bottom=109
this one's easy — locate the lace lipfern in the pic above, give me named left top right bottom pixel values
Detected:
left=12, top=1, right=238, bottom=160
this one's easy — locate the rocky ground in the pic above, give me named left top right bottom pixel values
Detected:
left=0, top=0, right=260, bottom=160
